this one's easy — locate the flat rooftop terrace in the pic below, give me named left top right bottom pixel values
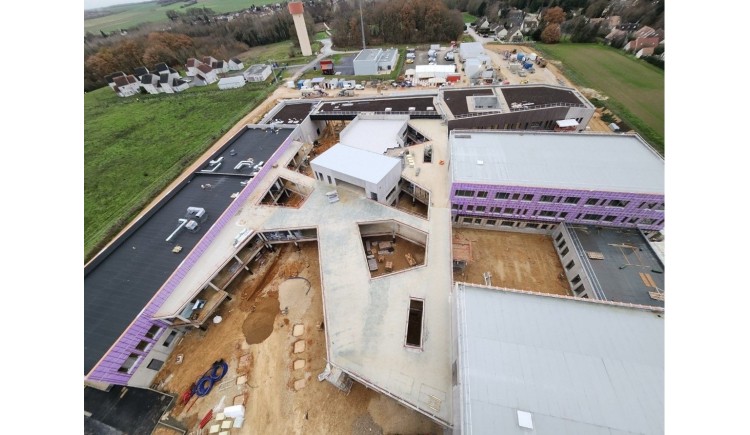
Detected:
left=569, top=225, right=665, bottom=307
left=83, top=126, right=290, bottom=374
left=313, top=95, right=438, bottom=118
left=500, top=85, right=587, bottom=108
left=450, top=130, right=664, bottom=194
left=263, top=101, right=318, bottom=125
left=440, top=88, right=495, bottom=117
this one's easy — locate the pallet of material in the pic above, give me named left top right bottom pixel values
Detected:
left=367, top=256, right=378, bottom=271
left=587, top=251, right=604, bottom=260
left=405, top=253, right=417, bottom=266
left=648, top=291, right=664, bottom=301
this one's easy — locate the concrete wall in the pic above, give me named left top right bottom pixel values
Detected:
left=354, top=54, right=378, bottom=75
left=311, top=161, right=401, bottom=205
left=359, top=221, right=427, bottom=246
left=450, top=182, right=664, bottom=231
left=551, top=225, right=595, bottom=299
left=127, top=328, right=184, bottom=388
left=453, top=215, right=557, bottom=235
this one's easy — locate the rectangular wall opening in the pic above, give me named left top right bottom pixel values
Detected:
left=406, top=298, right=424, bottom=348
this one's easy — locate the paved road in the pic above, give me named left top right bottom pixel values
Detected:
left=289, top=37, right=359, bottom=81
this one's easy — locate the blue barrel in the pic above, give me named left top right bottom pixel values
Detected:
left=516, top=53, right=525, bottom=61
left=524, top=62, right=533, bottom=69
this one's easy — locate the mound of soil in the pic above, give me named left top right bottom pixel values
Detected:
left=242, top=296, right=279, bottom=345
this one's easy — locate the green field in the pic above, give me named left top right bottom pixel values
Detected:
left=535, top=43, right=664, bottom=152
left=462, top=12, right=476, bottom=24
left=85, top=0, right=276, bottom=34
left=84, top=82, right=275, bottom=261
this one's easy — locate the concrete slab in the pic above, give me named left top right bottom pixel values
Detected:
left=215, top=413, right=225, bottom=421
left=236, top=375, right=247, bottom=385
left=208, top=424, right=220, bottom=434
left=294, top=378, right=307, bottom=390
left=293, top=340, right=306, bottom=353
left=292, top=324, right=305, bottom=337
left=221, top=420, right=233, bottom=429
left=293, top=359, right=306, bottom=370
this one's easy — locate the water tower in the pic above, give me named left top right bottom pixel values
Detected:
left=288, top=2, right=312, bottom=56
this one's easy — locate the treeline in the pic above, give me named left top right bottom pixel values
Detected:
left=331, top=0, right=464, bottom=48
left=84, top=7, right=301, bottom=91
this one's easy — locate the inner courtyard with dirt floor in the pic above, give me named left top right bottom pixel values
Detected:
left=452, top=228, right=572, bottom=296
left=151, top=242, right=442, bottom=435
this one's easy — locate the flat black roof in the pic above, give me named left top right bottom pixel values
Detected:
left=570, top=226, right=664, bottom=308
left=84, top=127, right=290, bottom=374
left=84, top=385, right=175, bottom=434
left=501, top=86, right=584, bottom=107
left=264, top=101, right=318, bottom=125
left=315, top=96, right=437, bottom=115
left=441, top=88, right=495, bottom=117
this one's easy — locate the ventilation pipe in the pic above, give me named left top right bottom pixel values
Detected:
left=234, top=159, right=254, bottom=170
left=166, top=219, right=188, bottom=242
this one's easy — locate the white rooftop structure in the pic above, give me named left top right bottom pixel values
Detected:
left=454, top=284, right=664, bottom=435
left=310, top=143, right=401, bottom=184
left=459, top=42, right=485, bottom=60
left=555, top=119, right=579, bottom=128
left=450, top=131, right=664, bottom=194
left=339, top=115, right=408, bottom=154
left=217, top=76, right=246, bottom=89
left=354, top=48, right=382, bottom=62
left=415, top=64, right=457, bottom=79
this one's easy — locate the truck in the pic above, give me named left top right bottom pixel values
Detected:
left=444, top=51, right=454, bottom=61
left=320, top=59, right=334, bottom=75
left=302, top=88, right=328, bottom=98
left=337, top=89, right=354, bottom=97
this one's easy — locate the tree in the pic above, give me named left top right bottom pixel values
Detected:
left=540, top=23, right=561, bottom=43
left=166, top=10, right=180, bottom=22
left=542, top=6, right=565, bottom=25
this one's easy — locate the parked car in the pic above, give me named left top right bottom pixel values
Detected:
left=405, top=58, right=414, bottom=64
left=354, top=83, right=364, bottom=90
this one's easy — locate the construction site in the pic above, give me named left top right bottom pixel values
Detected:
left=85, top=74, right=664, bottom=434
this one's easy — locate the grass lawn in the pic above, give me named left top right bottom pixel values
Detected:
left=84, top=82, right=275, bottom=261
left=236, top=40, right=319, bottom=66
left=85, top=0, right=277, bottom=34
left=534, top=43, right=664, bottom=152
left=314, top=31, right=328, bottom=40
left=462, top=12, right=476, bottom=24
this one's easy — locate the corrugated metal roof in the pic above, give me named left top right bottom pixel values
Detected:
left=310, top=143, right=400, bottom=184
left=218, top=76, right=246, bottom=86
left=450, top=131, right=664, bottom=194
left=456, top=284, right=663, bottom=434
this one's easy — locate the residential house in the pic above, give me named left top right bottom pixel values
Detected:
left=196, top=63, right=218, bottom=84
left=504, top=25, right=524, bottom=42
left=243, top=64, right=272, bottom=82
left=201, top=56, right=218, bottom=66
left=496, top=27, right=508, bottom=40
left=605, top=28, right=628, bottom=44
left=523, top=14, right=539, bottom=32
left=154, top=62, right=170, bottom=75
left=159, top=73, right=174, bottom=94
left=635, top=47, right=655, bottom=58
left=228, top=58, right=244, bottom=71
left=167, top=67, right=181, bottom=81
left=171, top=77, right=190, bottom=92
left=212, top=60, right=230, bottom=74
left=104, top=72, right=126, bottom=91
left=185, top=58, right=202, bottom=76
left=140, top=74, right=160, bottom=94
left=217, top=75, right=246, bottom=90
left=624, top=37, right=659, bottom=53
left=112, top=75, right=140, bottom=97
left=633, top=25, right=658, bottom=39
left=133, top=66, right=150, bottom=80
left=504, top=8, right=524, bottom=28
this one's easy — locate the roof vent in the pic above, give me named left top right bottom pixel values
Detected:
left=517, top=410, right=533, bottom=429
left=385, top=107, right=392, bottom=112
left=454, top=134, right=471, bottom=139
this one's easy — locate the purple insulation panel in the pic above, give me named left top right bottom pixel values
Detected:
left=450, top=182, right=664, bottom=231
left=88, top=133, right=294, bottom=385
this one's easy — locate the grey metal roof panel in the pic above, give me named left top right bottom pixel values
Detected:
left=310, top=143, right=400, bottom=184
left=450, top=131, right=664, bottom=194
left=84, top=127, right=291, bottom=374
left=456, top=285, right=663, bottom=435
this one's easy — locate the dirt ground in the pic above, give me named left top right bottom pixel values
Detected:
left=394, top=192, right=429, bottom=218
left=362, top=236, right=426, bottom=278
left=453, top=228, right=572, bottom=296
left=151, top=242, right=441, bottom=435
